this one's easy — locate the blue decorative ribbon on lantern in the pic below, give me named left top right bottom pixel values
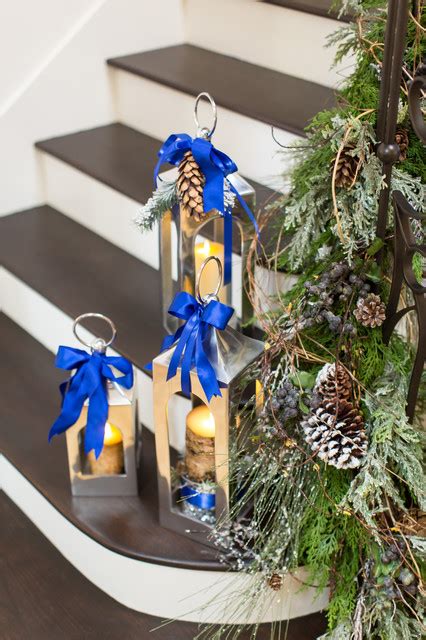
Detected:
left=48, top=346, right=133, bottom=459
left=154, top=133, right=258, bottom=284
left=181, top=483, right=216, bottom=510
left=154, top=291, right=234, bottom=401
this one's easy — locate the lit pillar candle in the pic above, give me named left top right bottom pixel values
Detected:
left=184, top=405, right=216, bottom=482
left=88, top=422, right=124, bottom=476
left=194, top=239, right=226, bottom=302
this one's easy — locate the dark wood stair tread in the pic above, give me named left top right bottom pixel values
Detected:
left=0, top=492, right=199, bottom=639
left=0, top=313, right=220, bottom=569
left=36, top=122, right=274, bottom=210
left=261, top=0, right=351, bottom=21
left=107, top=45, right=336, bottom=137
left=1, top=492, right=326, bottom=639
left=0, top=206, right=164, bottom=372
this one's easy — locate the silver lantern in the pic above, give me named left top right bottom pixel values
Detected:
left=159, top=92, right=256, bottom=334
left=153, top=258, right=264, bottom=545
left=64, top=313, right=139, bottom=497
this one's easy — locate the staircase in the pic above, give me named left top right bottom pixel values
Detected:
left=0, top=1, right=350, bottom=635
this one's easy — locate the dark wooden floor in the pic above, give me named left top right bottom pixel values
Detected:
left=1, top=493, right=327, bottom=639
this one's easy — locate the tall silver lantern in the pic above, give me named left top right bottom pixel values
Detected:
left=159, top=92, right=256, bottom=334
left=153, top=257, right=264, bottom=545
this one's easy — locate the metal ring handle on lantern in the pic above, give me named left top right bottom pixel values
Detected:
left=196, top=256, right=223, bottom=304
left=194, top=92, right=217, bottom=139
left=73, top=312, right=117, bottom=353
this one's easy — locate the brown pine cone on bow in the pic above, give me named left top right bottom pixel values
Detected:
left=395, top=127, right=409, bottom=162
left=177, top=151, right=205, bottom=221
left=354, top=293, right=386, bottom=328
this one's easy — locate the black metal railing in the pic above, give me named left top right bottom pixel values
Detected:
left=376, top=0, right=425, bottom=420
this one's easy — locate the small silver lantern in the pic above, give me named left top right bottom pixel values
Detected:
left=159, top=92, right=256, bottom=334
left=153, top=258, right=264, bottom=544
left=64, top=313, right=139, bottom=497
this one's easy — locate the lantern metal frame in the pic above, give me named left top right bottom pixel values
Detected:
left=153, top=259, right=264, bottom=545
left=159, top=93, right=256, bottom=334
left=64, top=313, right=139, bottom=497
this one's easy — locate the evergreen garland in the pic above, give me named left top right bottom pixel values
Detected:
left=203, top=1, right=425, bottom=638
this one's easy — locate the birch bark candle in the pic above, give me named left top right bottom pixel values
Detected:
left=184, top=405, right=216, bottom=482
left=88, top=422, right=124, bottom=475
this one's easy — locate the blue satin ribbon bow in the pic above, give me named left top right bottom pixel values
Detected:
left=158, top=291, right=234, bottom=401
left=48, top=346, right=133, bottom=459
left=154, top=133, right=258, bottom=284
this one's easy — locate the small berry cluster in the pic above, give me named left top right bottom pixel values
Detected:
left=260, top=379, right=300, bottom=439
left=367, top=541, right=419, bottom=609
left=301, top=261, right=371, bottom=336
left=269, top=380, right=300, bottom=421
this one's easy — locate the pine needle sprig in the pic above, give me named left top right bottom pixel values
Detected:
left=134, top=179, right=177, bottom=232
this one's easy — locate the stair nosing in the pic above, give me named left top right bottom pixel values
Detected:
left=107, top=44, right=336, bottom=138
left=261, top=0, right=351, bottom=21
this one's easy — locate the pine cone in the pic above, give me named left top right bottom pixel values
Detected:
left=302, top=399, right=367, bottom=469
left=267, top=573, right=283, bottom=591
left=334, top=144, right=359, bottom=189
left=302, top=363, right=367, bottom=470
left=354, top=293, right=386, bottom=328
left=177, top=151, right=205, bottom=221
left=316, top=362, right=352, bottom=404
left=395, top=127, right=409, bottom=162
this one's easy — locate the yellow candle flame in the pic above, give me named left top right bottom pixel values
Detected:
left=186, top=405, right=215, bottom=438
left=103, top=422, right=123, bottom=446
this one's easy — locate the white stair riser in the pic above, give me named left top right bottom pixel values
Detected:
left=38, top=152, right=245, bottom=314
left=183, top=0, right=353, bottom=88
left=38, top=153, right=159, bottom=268
left=0, top=267, right=190, bottom=452
left=0, top=455, right=328, bottom=623
left=109, top=69, right=298, bottom=190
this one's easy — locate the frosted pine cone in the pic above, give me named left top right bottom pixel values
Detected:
left=302, top=399, right=367, bottom=469
left=354, top=293, right=386, bottom=328
left=315, top=362, right=352, bottom=403
left=303, top=363, right=367, bottom=470
left=177, top=151, right=205, bottom=221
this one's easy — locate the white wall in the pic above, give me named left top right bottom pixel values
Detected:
left=0, top=0, right=185, bottom=216
left=0, top=0, right=91, bottom=110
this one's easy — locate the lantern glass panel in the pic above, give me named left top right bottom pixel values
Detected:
left=159, top=168, right=255, bottom=334
left=65, top=383, right=139, bottom=496
left=165, top=395, right=218, bottom=526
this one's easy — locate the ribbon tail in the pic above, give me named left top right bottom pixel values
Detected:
left=84, top=380, right=109, bottom=459
left=167, top=314, right=198, bottom=382
left=195, top=329, right=221, bottom=402
left=223, top=209, right=233, bottom=285
left=228, top=180, right=260, bottom=239
left=180, top=326, right=198, bottom=397
left=48, top=375, right=88, bottom=442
